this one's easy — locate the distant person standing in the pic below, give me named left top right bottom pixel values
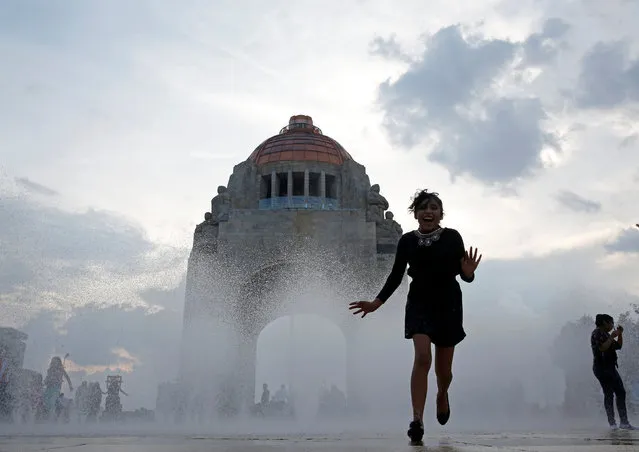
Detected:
left=591, top=314, right=635, bottom=430
left=273, top=384, right=288, bottom=404
left=261, top=384, right=270, bottom=404
left=259, top=383, right=270, bottom=415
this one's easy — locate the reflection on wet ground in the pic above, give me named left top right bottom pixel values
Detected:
left=0, top=430, right=638, bottom=451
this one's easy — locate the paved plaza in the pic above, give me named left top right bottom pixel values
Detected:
left=1, top=430, right=638, bottom=451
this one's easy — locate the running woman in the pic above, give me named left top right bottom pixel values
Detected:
left=349, top=189, right=481, bottom=443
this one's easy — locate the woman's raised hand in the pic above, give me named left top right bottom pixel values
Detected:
left=460, top=246, right=482, bottom=278
left=348, top=299, right=383, bottom=318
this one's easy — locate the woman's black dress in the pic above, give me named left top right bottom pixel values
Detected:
left=376, top=227, right=474, bottom=347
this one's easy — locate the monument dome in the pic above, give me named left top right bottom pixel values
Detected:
left=248, top=115, right=353, bottom=166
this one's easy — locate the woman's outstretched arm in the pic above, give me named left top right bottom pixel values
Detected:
left=375, top=236, right=409, bottom=303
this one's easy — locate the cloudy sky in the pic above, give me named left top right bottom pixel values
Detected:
left=2, top=0, right=639, bottom=412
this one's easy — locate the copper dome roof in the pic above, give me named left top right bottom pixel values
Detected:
left=248, top=115, right=353, bottom=165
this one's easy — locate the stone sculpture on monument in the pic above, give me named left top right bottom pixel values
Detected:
left=211, top=185, right=231, bottom=223
left=366, top=184, right=389, bottom=223
left=193, top=212, right=219, bottom=253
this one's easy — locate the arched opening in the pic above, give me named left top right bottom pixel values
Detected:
left=255, top=314, right=347, bottom=420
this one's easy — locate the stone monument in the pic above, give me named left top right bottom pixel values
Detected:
left=170, top=115, right=404, bottom=420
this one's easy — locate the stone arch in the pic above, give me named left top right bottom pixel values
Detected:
left=254, top=313, right=348, bottom=419
left=234, top=260, right=295, bottom=338
left=234, top=259, right=356, bottom=337
left=231, top=259, right=363, bottom=414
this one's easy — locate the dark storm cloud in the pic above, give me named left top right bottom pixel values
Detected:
left=605, top=227, right=639, bottom=254
left=554, top=190, right=601, bottom=213
left=379, top=25, right=516, bottom=135
left=430, top=98, right=558, bottom=182
left=376, top=22, right=566, bottom=185
left=14, top=177, right=58, bottom=196
left=23, top=301, right=182, bottom=369
left=576, top=40, right=639, bottom=109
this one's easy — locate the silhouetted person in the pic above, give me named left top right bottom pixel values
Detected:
left=43, top=357, right=73, bottom=419
left=75, top=381, right=88, bottom=421
left=328, top=384, right=346, bottom=415
left=261, top=383, right=270, bottom=407
left=350, top=189, right=481, bottom=443
left=86, top=382, right=105, bottom=422
left=591, top=314, right=635, bottom=430
left=273, top=384, right=288, bottom=404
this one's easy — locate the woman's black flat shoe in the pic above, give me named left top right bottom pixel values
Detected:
left=407, top=419, right=424, bottom=443
left=437, top=393, right=450, bottom=425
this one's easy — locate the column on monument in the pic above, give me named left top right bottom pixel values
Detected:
left=303, top=169, right=309, bottom=198
left=320, top=171, right=326, bottom=205
left=287, top=170, right=293, bottom=207
left=271, top=170, right=277, bottom=208
left=256, top=174, right=262, bottom=204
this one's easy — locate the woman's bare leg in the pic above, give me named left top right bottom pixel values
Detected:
left=434, top=346, right=455, bottom=413
left=411, top=334, right=432, bottom=422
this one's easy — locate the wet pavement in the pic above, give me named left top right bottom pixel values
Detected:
left=0, top=431, right=638, bottom=451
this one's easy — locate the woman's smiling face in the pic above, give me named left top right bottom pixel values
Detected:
left=414, top=198, right=442, bottom=231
